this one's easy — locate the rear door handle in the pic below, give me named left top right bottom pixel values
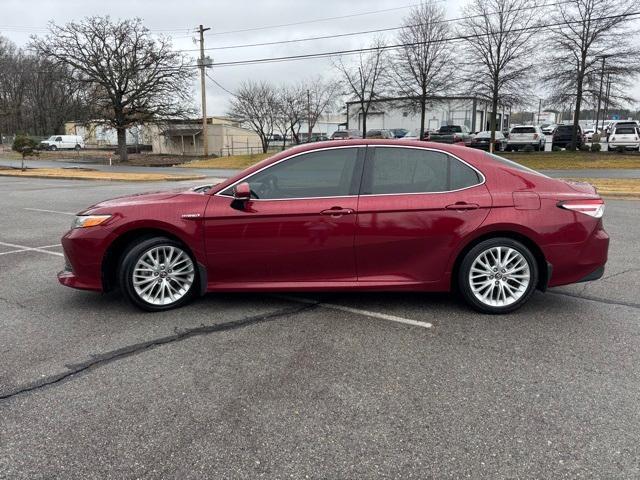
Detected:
left=445, top=202, right=479, bottom=211
left=320, top=207, right=354, bottom=217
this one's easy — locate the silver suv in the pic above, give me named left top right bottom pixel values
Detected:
left=507, top=125, right=546, bottom=151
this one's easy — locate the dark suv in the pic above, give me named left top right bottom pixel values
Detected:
left=552, top=125, right=583, bottom=149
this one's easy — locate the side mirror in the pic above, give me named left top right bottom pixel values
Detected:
left=234, top=182, right=251, bottom=200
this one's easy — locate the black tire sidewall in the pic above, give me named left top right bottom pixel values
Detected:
left=118, top=236, right=198, bottom=312
left=458, top=237, right=538, bottom=314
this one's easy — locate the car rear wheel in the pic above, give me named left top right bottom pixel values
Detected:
left=458, top=238, right=538, bottom=314
left=119, top=237, right=197, bottom=311
left=49, top=145, right=57, bottom=151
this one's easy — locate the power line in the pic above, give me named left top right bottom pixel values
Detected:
left=202, top=11, right=640, bottom=68
left=205, top=72, right=234, bottom=95
left=183, top=0, right=574, bottom=53
left=204, top=2, right=429, bottom=36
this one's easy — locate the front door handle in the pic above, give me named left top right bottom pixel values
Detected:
left=445, top=202, right=479, bottom=211
left=320, top=207, right=354, bottom=217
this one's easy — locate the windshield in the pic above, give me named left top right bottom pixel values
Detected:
left=439, top=126, right=462, bottom=133
left=47, top=136, right=57, bottom=141
left=484, top=152, right=549, bottom=177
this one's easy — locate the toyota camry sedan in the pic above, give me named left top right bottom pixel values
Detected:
left=59, top=140, right=609, bottom=314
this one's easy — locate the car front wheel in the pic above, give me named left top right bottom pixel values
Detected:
left=119, top=237, right=198, bottom=311
left=458, top=238, right=538, bottom=314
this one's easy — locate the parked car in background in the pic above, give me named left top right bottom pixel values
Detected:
left=506, top=125, right=545, bottom=151
left=389, top=128, right=409, bottom=139
left=331, top=129, right=362, bottom=140
left=366, top=129, right=394, bottom=139
left=40, top=135, right=84, bottom=151
left=552, top=124, right=583, bottom=149
left=401, top=130, right=420, bottom=140
left=429, top=125, right=473, bottom=145
left=608, top=125, right=640, bottom=151
left=541, top=124, right=556, bottom=135
left=605, top=121, right=639, bottom=140
left=582, top=127, right=601, bottom=143
left=59, top=139, right=609, bottom=314
left=470, top=131, right=508, bottom=151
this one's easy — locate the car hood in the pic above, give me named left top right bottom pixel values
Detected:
left=80, top=184, right=215, bottom=213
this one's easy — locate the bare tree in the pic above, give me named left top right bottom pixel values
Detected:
left=229, top=81, right=278, bottom=153
left=391, top=1, right=455, bottom=139
left=543, top=0, right=640, bottom=149
left=31, top=17, right=195, bottom=161
left=333, top=39, right=387, bottom=138
left=303, top=77, right=339, bottom=140
left=281, top=84, right=306, bottom=144
left=458, top=0, right=540, bottom=150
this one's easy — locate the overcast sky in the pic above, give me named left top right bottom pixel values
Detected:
left=1, top=0, right=638, bottom=115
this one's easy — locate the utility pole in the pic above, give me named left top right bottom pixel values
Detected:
left=198, top=25, right=211, bottom=157
left=603, top=74, right=612, bottom=137
left=595, top=57, right=606, bottom=133
left=307, top=89, right=312, bottom=143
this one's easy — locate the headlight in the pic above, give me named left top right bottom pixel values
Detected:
left=71, top=215, right=112, bottom=229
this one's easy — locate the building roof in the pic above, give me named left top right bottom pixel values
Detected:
left=163, top=128, right=202, bottom=137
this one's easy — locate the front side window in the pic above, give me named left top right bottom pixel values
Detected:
left=363, top=147, right=481, bottom=195
left=222, top=147, right=359, bottom=199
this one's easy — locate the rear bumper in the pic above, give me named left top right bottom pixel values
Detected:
left=546, top=224, right=609, bottom=288
left=609, top=142, right=639, bottom=149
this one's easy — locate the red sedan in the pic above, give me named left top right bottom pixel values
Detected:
left=58, top=140, right=609, bottom=314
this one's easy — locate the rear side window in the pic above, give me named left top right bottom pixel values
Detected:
left=511, top=127, right=536, bottom=134
left=364, top=147, right=481, bottom=195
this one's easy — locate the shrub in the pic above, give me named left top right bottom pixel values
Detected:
left=590, top=143, right=601, bottom=152
left=579, top=144, right=590, bottom=152
left=12, top=134, right=38, bottom=152
left=523, top=144, right=535, bottom=153
left=552, top=145, right=562, bottom=152
left=592, top=133, right=601, bottom=143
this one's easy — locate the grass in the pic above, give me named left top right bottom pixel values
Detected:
left=181, top=153, right=273, bottom=169
left=565, top=178, right=640, bottom=198
left=498, top=151, right=640, bottom=170
left=0, top=167, right=205, bottom=182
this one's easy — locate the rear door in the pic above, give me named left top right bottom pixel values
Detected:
left=204, top=146, right=365, bottom=286
left=355, top=146, right=492, bottom=285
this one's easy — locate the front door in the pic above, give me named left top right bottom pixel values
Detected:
left=204, top=146, right=364, bottom=287
left=355, top=146, right=492, bottom=285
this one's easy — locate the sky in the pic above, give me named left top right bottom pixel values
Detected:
left=1, top=0, right=638, bottom=115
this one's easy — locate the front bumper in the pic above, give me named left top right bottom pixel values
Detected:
left=57, top=227, right=111, bottom=292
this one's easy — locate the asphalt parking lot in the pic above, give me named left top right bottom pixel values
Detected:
left=1, top=175, right=639, bottom=479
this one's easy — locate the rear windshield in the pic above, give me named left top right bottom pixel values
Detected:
left=614, top=127, right=636, bottom=135
left=555, top=125, right=579, bottom=133
left=511, top=127, right=536, bottom=134
left=484, top=152, right=548, bottom=177
left=438, top=126, right=462, bottom=133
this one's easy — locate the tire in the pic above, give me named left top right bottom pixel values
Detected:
left=49, top=145, right=57, bottom=151
left=457, top=237, right=539, bottom=314
left=119, top=236, right=198, bottom=312
left=74, top=144, right=81, bottom=151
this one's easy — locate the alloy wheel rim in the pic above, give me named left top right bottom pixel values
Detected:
left=469, top=246, right=530, bottom=307
left=132, top=246, right=195, bottom=305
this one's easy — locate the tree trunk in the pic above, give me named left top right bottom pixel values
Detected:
left=490, top=91, right=499, bottom=153
left=361, top=104, right=367, bottom=139
left=571, top=70, right=585, bottom=151
left=116, top=127, right=128, bottom=162
left=261, top=135, right=268, bottom=153
left=419, top=94, right=427, bottom=140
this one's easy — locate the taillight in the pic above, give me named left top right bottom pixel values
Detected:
left=558, top=199, right=605, bottom=218
left=533, top=133, right=539, bottom=139
left=611, top=136, right=616, bottom=141
left=453, top=134, right=460, bottom=142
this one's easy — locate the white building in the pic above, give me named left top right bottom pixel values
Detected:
left=345, top=96, right=510, bottom=133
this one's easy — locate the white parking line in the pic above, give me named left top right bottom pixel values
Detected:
left=0, top=241, right=63, bottom=257
left=275, top=294, right=433, bottom=329
left=24, top=208, right=76, bottom=215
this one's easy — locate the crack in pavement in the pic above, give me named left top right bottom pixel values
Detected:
left=549, top=290, right=640, bottom=310
left=0, top=302, right=318, bottom=401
